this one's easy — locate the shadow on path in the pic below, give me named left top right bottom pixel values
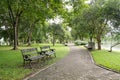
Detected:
left=28, top=44, right=120, bottom=80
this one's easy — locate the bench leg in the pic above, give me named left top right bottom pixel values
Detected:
left=29, top=61, right=32, bottom=68
left=43, top=57, right=46, bottom=63
left=37, top=59, right=39, bottom=63
left=23, top=61, right=27, bottom=68
left=54, top=53, right=56, bottom=57
left=23, top=61, right=25, bottom=67
left=40, top=57, right=45, bottom=67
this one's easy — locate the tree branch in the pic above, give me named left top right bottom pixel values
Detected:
left=7, top=0, right=15, bottom=25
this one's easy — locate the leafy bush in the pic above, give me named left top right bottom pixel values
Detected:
left=74, top=40, right=87, bottom=46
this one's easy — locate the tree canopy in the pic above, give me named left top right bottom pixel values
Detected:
left=0, top=0, right=119, bottom=50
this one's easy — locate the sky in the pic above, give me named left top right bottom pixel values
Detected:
left=85, top=0, right=91, bottom=4
left=48, top=0, right=92, bottom=24
left=48, top=16, right=63, bottom=24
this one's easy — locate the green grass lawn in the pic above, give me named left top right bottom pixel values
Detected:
left=0, top=44, right=69, bottom=80
left=92, top=50, right=120, bottom=72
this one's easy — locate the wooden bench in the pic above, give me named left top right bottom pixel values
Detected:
left=84, top=42, right=95, bottom=50
left=40, top=46, right=56, bottom=58
left=85, top=45, right=92, bottom=49
left=21, top=48, right=45, bottom=68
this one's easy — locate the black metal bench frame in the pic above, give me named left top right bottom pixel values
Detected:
left=40, top=46, right=56, bottom=58
left=21, top=48, right=45, bottom=68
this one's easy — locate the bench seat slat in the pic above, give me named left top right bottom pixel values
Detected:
left=30, top=55, right=44, bottom=60
left=21, top=48, right=45, bottom=68
left=40, top=46, right=56, bottom=57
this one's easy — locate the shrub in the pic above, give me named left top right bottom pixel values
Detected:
left=74, top=40, right=87, bottom=46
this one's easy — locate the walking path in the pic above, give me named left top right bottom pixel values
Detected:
left=28, top=44, right=120, bottom=80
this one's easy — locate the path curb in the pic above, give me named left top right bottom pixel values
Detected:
left=88, top=50, right=120, bottom=74
left=23, top=63, right=55, bottom=80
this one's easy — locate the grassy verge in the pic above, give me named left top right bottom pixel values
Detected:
left=92, top=50, right=120, bottom=72
left=0, top=44, right=69, bottom=80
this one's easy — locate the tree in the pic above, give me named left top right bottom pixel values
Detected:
left=103, top=0, right=120, bottom=51
left=19, top=0, right=64, bottom=46
left=0, top=0, right=31, bottom=49
left=71, top=0, right=110, bottom=50
left=66, top=0, right=88, bottom=40
left=0, top=0, right=65, bottom=48
left=81, top=0, right=108, bottom=50
left=48, top=23, right=64, bottom=46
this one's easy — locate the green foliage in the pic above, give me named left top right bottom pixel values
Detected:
left=0, top=0, right=120, bottom=50
left=92, top=50, right=120, bottom=72
left=74, top=40, right=87, bottom=46
left=0, top=0, right=65, bottom=48
left=71, top=0, right=120, bottom=49
left=115, top=32, right=120, bottom=43
left=103, top=0, right=120, bottom=27
left=103, top=0, right=120, bottom=44
left=0, top=44, right=69, bottom=80
left=48, top=23, right=66, bottom=45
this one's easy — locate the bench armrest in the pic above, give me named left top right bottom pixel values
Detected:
left=50, top=49, right=55, bottom=51
left=39, top=51, right=48, bottom=55
left=38, top=52, right=43, bottom=55
left=23, top=54, right=31, bottom=60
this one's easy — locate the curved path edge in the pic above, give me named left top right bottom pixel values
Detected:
left=26, top=44, right=120, bottom=80
left=90, top=51, right=120, bottom=74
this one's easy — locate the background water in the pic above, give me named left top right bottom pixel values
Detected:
left=101, top=41, right=120, bottom=52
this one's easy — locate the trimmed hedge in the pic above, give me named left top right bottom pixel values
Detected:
left=74, top=40, right=87, bottom=46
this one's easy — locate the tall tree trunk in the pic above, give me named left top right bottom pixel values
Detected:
left=59, top=39, right=62, bottom=44
left=109, top=43, right=120, bottom=52
left=52, top=34, right=55, bottom=46
left=13, top=25, right=18, bottom=50
left=9, top=39, right=13, bottom=46
left=27, top=30, right=32, bottom=46
left=27, top=19, right=40, bottom=46
left=90, top=36, right=93, bottom=42
left=17, top=25, right=19, bottom=46
left=7, top=0, right=17, bottom=50
left=27, top=36, right=31, bottom=46
left=22, top=38, right=25, bottom=45
left=79, top=35, right=83, bottom=41
left=7, top=0, right=23, bottom=50
left=97, top=36, right=101, bottom=50
left=13, top=16, right=19, bottom=50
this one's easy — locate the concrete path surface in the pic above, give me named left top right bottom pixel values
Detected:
left=28, top=44, right=120, bottom=80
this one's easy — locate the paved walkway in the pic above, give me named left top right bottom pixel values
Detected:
left=28, top=45, right=120, bottom=80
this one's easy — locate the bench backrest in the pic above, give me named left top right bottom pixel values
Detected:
left=40, top=46, right=50, bottom=51
left=21, top=48, right=38, bottom=60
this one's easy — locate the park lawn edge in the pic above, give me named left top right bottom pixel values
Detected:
left=91, top=50, right=120, bottom=73
left=0, top=44, right=70, bottom=80
left=24, top=45, right=70, bottom=79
